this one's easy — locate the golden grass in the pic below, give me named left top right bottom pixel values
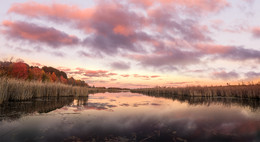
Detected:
left=0, top=77, right=96, bottom=104
left=131, top=85, right=260, bottom=99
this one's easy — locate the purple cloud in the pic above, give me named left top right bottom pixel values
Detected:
left=2, top=20, right=79, bottom=48
left=110, top=61, right=130, bottom=70
left=212, top=71, right=239, bottom=80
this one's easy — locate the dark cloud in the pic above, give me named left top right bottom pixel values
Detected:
left=2, top=21, right=79, bottom=48
left=212, top=71, right=239, bottom=80
left=110, top=61, right=130, bottom=70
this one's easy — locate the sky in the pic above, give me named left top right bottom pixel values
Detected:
left=0, top=0, right=260, bottom=88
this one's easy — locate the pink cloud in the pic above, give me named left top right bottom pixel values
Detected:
left=121, top=74, right=130, bottom=77
left=57, top=67, right=71, bottom=72
left=8, top=2, right=94, bottom=24
left=133, top=74, right=150, bottom=79
left=132, top=0, right=229, bottom=13
left=195, top=44, right=234, bottom=54
left=167, top=81, right=192, bottom=86
left=31, top=62, right=43, bottom=67
left=84, top=70, right=117, bottom=78
left=2, top=20, right=79, bottom=47
left=151, top=75, right=160, bottom=78
left=252, top=27, right=260, bottom=38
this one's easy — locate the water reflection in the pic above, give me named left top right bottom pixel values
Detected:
left=0, top=97, right=75, bottom=121
left=0, top=92, right=259, bottom=142
left=145, top=94, right=260, bottom=111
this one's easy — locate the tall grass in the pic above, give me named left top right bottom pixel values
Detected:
left=0, top=77, right=93, bottom=104
left=131, top=85, right=260, bottom=99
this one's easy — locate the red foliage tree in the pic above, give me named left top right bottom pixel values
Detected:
left=60, top=76, right=68, bottom=84
left=51, top=72, right=57, bottom=82
left=28, top=67, right=43, bottom=81
left=9, top=62, right=29, bottom=79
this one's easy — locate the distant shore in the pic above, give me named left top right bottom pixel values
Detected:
left=131, top=85, right=260, bottom=99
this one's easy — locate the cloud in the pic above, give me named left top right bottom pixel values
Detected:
left=167, top=81, right=192, bottom=86
left=110, top=78, right=117, bottom=81
left=57, top=67, right=71, bottom=72
left=84, top=70, right=117, bottom=78
left=131, top=48, right=202, bottom=68
left=252, top=27, right=260, bottom=38
left=6, top=1, right=216, bottom=56
left=2, top=20, right=79, bottom=47
left=110, top=61, right=130, bottom=70
left=195, top=43, right=234, bottom=54
left=194, top=43, right=260, bottom=62
left=133, top=74, right=150, bottom=79
left=150, top=75, right=160, bottom=78
left=212, top=71, right=239, bottom=80
left=147, top=8, right=211, bottom=42
left=131, top=0, right=229, bottom=14
left=15, top=47, right=33, bottom=53
left=121, top=74, right=130, bottom=77
left=51, top=51, right=65, bottom=57
left=67, top=68, right=118, bottom=78
left=245, top=71, right=260, bottom=79
left=219, top=46, right=260, bottom=61
left=8, top=2, right=94, bottom=24
left=31, top=62, right=43, bottom=67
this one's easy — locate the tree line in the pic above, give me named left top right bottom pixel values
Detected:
left=0, top=61, right=90, bottom=87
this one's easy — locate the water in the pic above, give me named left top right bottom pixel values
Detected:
left=0, top=92, right=259, bottom=142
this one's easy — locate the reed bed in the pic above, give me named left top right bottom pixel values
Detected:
left=0, top=77, right=92, bottom=104
left=131, top=85, right=260, bottom=99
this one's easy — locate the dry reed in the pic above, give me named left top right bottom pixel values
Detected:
left=131, top=85, right=260, bottom=99
left=0, top=77, right=92, bottom=104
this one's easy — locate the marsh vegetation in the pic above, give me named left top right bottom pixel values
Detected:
left=131, top=85, right=260, bottom=99
left=0, top=77, right=105, bottom=104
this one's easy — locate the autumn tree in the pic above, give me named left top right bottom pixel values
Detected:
left=60, top=76, right=68, bottom=84
left=28, top=67, right=43, bottom=81
left=42, top=66, right=67, bottom=79
left=8, top=62, right=29, bottom=79
left=42, top=72, right=52, bottom=82
left=51, top=72, right=58, bottom=82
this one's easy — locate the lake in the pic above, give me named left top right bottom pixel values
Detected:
left=0, top=92, right=259, bottom=142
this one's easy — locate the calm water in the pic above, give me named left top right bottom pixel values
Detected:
left=0, top=92, right=259, bottom=142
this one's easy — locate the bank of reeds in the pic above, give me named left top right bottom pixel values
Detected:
left=131, top=85, right=260, bottom=99
left=0, top=77, right=92, bottom=104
